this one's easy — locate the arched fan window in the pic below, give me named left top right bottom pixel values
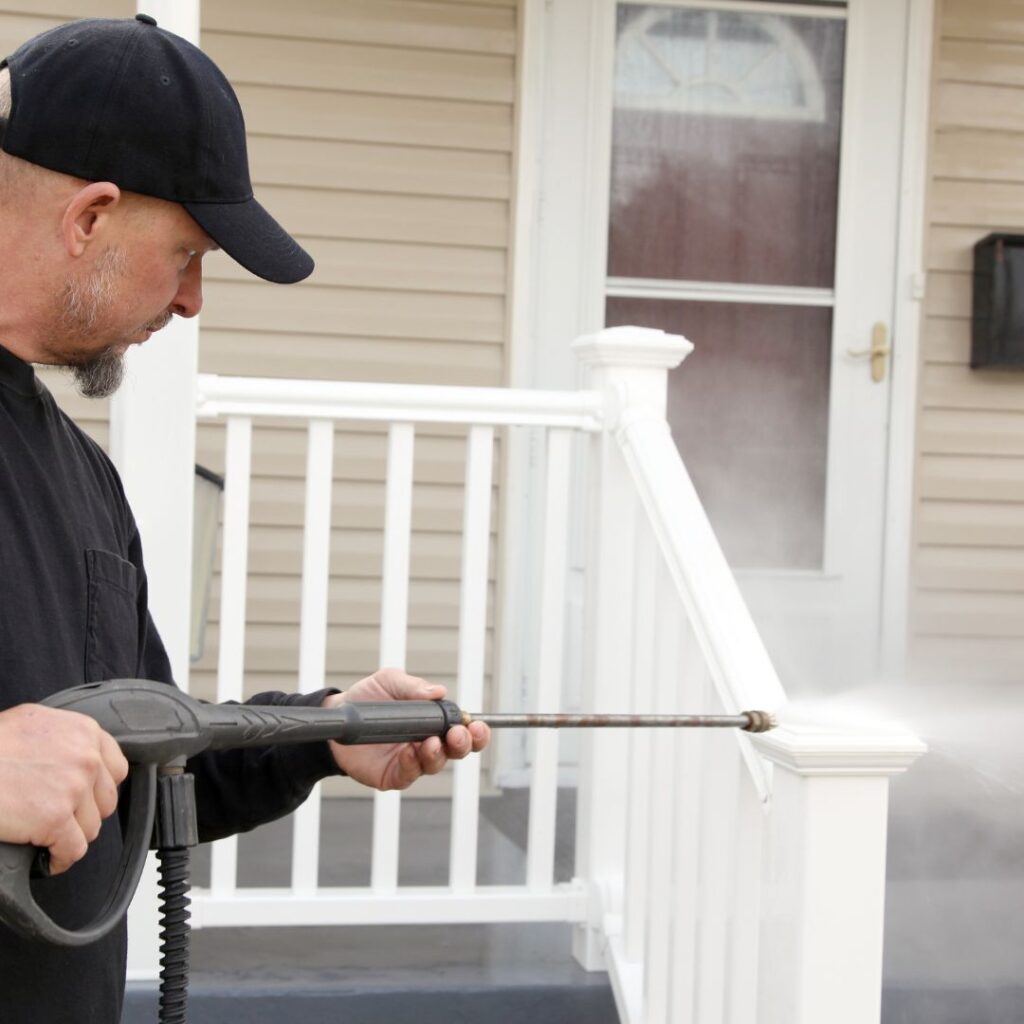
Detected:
left=615, top=7, right=828, bottom=123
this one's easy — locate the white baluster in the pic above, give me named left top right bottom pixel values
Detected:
left=623, top=520, right=656, bottom=961
left=372, top=423, right=415, bottom=892
left=695, top=690, right=741, bottom=1024
left=291, top=419, right=335, bottom=893
left=643, top=563, right=682, bottom=1022
left=526, top=428, right=572, bottom=891
left=210, top=416, right=252, bottom=898
left=450, top=426, right=495, bottom=891
left=668, top=619, right=709, bottom=1021
left=726, top=766, right=766, bottom=1024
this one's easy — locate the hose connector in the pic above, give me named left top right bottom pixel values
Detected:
left=741, top=710, right=776, bottom=733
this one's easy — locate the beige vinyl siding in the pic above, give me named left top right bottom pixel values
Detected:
left=0, top=2, right=131, bottom=49
left=910, top=0, right=1024, bottom=680
left=192, top=0, right=516, bottom=704
left=195, top=420, right=499, bottom=691
left=196, top=0, right=516, bottom=703
left=0, top=2, right=517, bottom=709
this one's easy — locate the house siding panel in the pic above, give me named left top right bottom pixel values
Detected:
left=916, top=544, right=1024, bottom=592
left=912, top=0, right=1024, bottom=678
left=205, top=32, right=515, bottom=103
left=943, top=0, right=1024, bottom=44
left=0, top=1, right=516, bottom=705
left=200, top=0, right=516, bottom=56
left=196, top=0, right=515, bottom=702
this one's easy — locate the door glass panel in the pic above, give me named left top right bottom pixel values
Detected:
left=608, top=5, right=845, bottom=287
left=607, top=297, right=831, bottom=569
left=607, top=3, right=846, bottom=572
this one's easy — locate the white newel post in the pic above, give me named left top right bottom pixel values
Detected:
left=570, top=326, right=693, bottom=970
left=752, top=728, right=926, bottom=1024
left=116, top=0, right=201, bottom=982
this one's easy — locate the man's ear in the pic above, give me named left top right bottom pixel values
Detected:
left=61, top=182, right=121, bottom=258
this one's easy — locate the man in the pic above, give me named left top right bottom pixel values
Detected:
left=0, top=15, right=489, bottom=1021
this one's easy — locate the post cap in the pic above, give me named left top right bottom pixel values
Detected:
left=751, top=725, right=928, bottom=777
left=572, top=326, right=694, bottom=370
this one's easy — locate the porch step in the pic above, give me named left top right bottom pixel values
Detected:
left=122, top=793, right=611, bottom=1023
left=124, top=977, right=618, bottom=1023
left=122, top=923, right=619, bottom=1024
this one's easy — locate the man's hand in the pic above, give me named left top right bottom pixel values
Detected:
left=323, top=668, right=490, bottom=791
left=0, top=705, right=129, bottom=874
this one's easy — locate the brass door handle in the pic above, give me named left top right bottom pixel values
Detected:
left=846, top=322, right=891, bottom=382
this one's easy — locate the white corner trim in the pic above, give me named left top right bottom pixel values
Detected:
left=879, top=0, right=937, bottom=677
left=506, top=0, right=545, bottom=389
left=142, top=0, right=199, bottom=42
left=751, top=726, right=927, bottom=777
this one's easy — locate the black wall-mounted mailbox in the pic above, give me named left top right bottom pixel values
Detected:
left=972, top=233, right=1024, bottom=368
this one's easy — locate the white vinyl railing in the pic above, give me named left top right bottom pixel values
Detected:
left=180, top=326, right=925, bottom=1023
left=570, top=328, right=925, bottom=1024
left=190, top=374, right=602, bottom=929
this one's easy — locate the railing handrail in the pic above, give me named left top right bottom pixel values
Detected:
left=195, top=373, right=605, bottom=430
left=615, top=408, right=787, bottom=710
left=614, top=408, right=787, bottom=800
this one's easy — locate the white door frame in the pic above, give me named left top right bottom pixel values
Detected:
left=496, top=0, right=619, bottom=783
left=880, top=0, right=936, bottom=677
left=501, top=0, right=935, bottom=723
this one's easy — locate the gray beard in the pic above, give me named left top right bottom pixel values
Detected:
left=68, top=345, right=125, bottom=399
left=53, top=248, right=129, bottom=399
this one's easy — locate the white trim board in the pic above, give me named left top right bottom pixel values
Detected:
left=618, top=0, right=848, bottom=16
left=879, top=0, right=935, bottom=677
left=607, top=277, right=836, bottom=307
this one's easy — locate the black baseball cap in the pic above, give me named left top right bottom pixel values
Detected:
left=0, top=14, right=313, bottom=284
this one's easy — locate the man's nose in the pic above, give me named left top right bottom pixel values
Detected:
left=171, top=259, right=203, bottom=318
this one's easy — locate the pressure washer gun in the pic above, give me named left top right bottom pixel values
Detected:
left=0, top=678, right=775, bottom=1023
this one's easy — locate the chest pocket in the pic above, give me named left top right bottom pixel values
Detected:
left=85, top=549, right=139, bottom=682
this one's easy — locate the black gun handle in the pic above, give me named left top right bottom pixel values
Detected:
left=201, top=698, right=467, bottom=749
left=0, top=762, right=156, bottom=946
left=333, top=699, right=466, bottom=745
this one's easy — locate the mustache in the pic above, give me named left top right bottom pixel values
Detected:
left=145, top=311, right=174, bottom=333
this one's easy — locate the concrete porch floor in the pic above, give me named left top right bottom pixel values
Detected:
left=123, top=789, right=619, bottom=1023
left=119, top=774, right=1018, bottom=1023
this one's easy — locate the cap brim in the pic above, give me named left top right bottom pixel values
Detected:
left=184, top=197, right=313, bottom=284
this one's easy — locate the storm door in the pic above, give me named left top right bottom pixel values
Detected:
left=603, top=0, right=909, bottom=690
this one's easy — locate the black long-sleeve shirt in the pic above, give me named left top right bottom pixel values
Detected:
left=0, top=344, right=341, bottom=1021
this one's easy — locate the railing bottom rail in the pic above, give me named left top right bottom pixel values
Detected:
left=191, top=883, right=589, bottom=928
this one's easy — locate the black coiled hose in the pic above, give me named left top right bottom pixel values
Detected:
left=156, top=847, right=191, bottom=1024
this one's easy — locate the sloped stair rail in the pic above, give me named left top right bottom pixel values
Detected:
left=572, top=326, right=926, bottom=1024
